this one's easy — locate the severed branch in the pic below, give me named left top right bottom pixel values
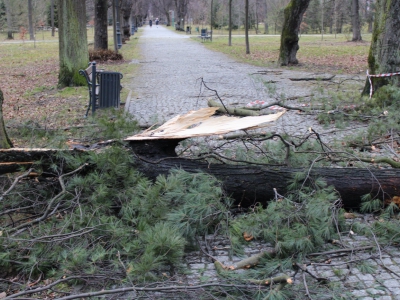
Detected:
left=7, top=163, right=88, bottom=234
left=199, top=77, right=231, bottom=115
left=0, top=168, right=35, bottom=202
left=289, top=75, right=335, bottom=81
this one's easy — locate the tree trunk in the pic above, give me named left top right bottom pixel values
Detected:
left=1, top=141, right=400, bottom=209
left=4, top=0, right=13, bottom=39
left=0, top=89, right=13, bottom=149
left=228, top=0, right=232, bottom=46
left=28, top=0, right=34, bottom=40
left=362, top=0, right=400, bottom=95
left=245, top=0, right=250, bottom=54
left=263, top=0, right=268, bottom=34
left=127, top=139, right=400, bottom=209
left=94, top=0, right=108, bottom=50
left=351, top=0, right=362, bottom=41
left=58, top=0, right=88, bottom=88
left=278, top=0, right=310, bottom=66
left=51, top=0, right=55, bottom=37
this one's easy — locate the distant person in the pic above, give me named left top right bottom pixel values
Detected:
left=149, top=20, right=152, bottom=27
left=155, top=18, right=159, bottom=28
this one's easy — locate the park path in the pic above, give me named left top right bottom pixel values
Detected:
left=124, top=25, right=400, bottom=299
left=125, top=24, right=319, bottom=134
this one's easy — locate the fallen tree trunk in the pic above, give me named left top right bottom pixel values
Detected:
left=1, top=142, right=400, bottom=209
left=128, top=139, right=400, bottom=209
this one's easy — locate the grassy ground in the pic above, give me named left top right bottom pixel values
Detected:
left=0, top=28, right=141, bottom=148
left=187, top=29, right=371, bottom=74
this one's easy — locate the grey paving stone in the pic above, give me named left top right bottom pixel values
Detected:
left=383, top=279, right=399, bottom=288
left=129, top=24, right=400, bottom=300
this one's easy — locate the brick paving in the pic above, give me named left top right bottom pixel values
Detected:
left=126, top=25, right=400, bottom=299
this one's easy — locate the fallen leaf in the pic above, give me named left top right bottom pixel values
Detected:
left=344, top=212, right=356, bottom=219
left=243, top=232, right=254, bottom=242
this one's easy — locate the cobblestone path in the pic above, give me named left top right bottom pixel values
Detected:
left=125, top=25, right=400, bottom=299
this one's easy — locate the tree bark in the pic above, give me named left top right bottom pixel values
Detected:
left=362, top=0, right=400, bottom=95
left=278, top=0, right=310, bottom=66
left=351, top=0, right=362, bottom=41
left=94, top=0, right=108, bottom=50
left=263, top=0, right=268, bottom=34
left=57, top=0, right=89, bottom=87
left=51, top=0, right=55, bottom=37
left=128, top=139, right=400, bottom=209
left=0, top=89, right=13, bottom=149
left=228, top=0, right=232, bottom=46
left=4, top=0, right=13, bottom=39
left=2, top=140, right=400, bottom=209
left=245, top=0, right=250, bottom=54
left=28, top=0, right=34, bottom=40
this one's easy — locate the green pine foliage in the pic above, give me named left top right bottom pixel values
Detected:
left=230, top=173, right=345, bottom=259
left=0, top=146, right=232, bottom=287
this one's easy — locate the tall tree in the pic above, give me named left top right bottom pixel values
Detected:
left=152, top=0, right=173, bottom=26
left=278, top=0, right=310, bottom=66
left=228, top=0, right=232, bottom=46
left=28, top=0, right=34, bottom=40
left=4, top=0, right=13, bottom=39
left=58, top=0, right=88, bottom=87
left=94, top=0, right=108, bottom=50
left=121, top=0, right=133, bottom=40
left=245, top=0, right=250, bottom=54
left=262, top=0, right=268, bottom=34
left=363, top=0, right=400, bottom=95
left=351, top=0, right=362, bottom=41
left=51, top=0, right=55, bottom=37
left=0, top=89, right=12, bottom=149
left=174, top=0, right=190, bottom=30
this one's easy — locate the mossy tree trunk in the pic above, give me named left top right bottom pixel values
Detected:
left=0, top=89, right=13, bottom=149
left=362, top=0, right=400, bottom=95
left=57, top=0, right=89, bottom=88
left=278, top=0, right=310, bottom=66
left=94, top=0, right=108, bottom=50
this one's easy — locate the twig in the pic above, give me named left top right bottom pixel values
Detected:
left=0, top=168, right=35, bottom=202
left=49, top=283, right=262, bottom=300
left=307, top=246, right=374, bottom=257
left=302, top=272, right=313, bottom=299
left=7, top=163, right=88, bottom=234
left=199, top=77, right=231, bottom=115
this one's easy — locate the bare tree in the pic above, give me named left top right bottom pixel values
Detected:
left=28, top=0, right=34, bottom=40
left=228, top=0, right=232, bottom=46
left=152, top=0, right=173, bottom=26
left=245, top=0, right=250, bottom=54
left=94, top=0, right=108, bottom=50
left=351, top=0, right=362, bottom=41
left=278, top=0, right=310, bottom=66
left=4, top=0, right=13, bottom=39
left=51, top=0, right=55, bottom=37
left=174, top=0, right=190, bottom=30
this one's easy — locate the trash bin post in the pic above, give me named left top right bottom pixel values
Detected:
left=91, top=61, right=96, bottom=115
